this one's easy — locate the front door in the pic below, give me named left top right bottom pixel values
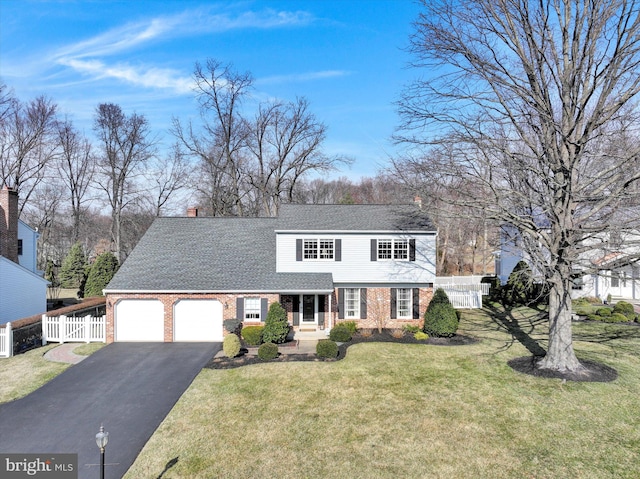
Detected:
left=301, top=294, right=316, bottom=326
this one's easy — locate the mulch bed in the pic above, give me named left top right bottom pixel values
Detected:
left=204, top=330, right=479, bottom=370
left=508, top=356, right=618, bottom=382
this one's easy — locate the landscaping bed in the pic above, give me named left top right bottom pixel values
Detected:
left=205, top=329, right=478, bottom=370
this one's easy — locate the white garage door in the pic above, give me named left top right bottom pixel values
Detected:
left=115, top=299, right=164, bottom=341
left=174, top=299, right=223, bottom=342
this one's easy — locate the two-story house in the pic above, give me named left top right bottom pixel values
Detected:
left=103, top=204, right=437, bottom=342
left=0, top=186, right=49, bottom=324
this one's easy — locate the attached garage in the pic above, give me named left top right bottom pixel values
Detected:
left=115, top=299, right=165, bottom=341
left=173, top=299, right=223, bottom=342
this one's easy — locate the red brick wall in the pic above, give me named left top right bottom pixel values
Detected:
left=334, top=286, right=434, bottom=331
left=105, top=292, right=281, bottom=343
left=0, top=186, right=19, bottom=263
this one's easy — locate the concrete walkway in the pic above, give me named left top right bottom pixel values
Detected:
left=43, top=343, right=88, bottom=364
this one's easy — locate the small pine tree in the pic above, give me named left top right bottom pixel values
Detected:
left=262, top=302, right=289, bottom=344
left=423, top=288, right=459, bottom=337
left=430, top=287, right=452, bottom=306
left=84, top=252, right=119, bottom=297
left=59, top=243, right=88, bottom=289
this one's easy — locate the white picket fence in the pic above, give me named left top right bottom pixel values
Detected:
left=42, top=314, right=106, bottom=344
left=443, top=290, right=483, bottom=309
left=0, top=323, right=12, bottom=358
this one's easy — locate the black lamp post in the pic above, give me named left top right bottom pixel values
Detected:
left=95, top=424, right=109, bottom=479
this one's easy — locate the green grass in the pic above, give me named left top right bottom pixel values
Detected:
left=72, top=342, right=106, bottom=356
left=125, top=306, right=640, bottom=479
left=0, top=344, right=70, bottom=403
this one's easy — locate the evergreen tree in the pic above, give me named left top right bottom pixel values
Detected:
left=423, top=288, right=459, bottom=337
left=84, top=252, right=119, bottom=297
left=262, top=302, right=289, bottom=344
left=59, top=243, right=87, bottom=289
left=503, top=260, right=535, bottom=307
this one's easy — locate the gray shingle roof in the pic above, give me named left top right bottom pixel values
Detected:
left=106, top=204, right=434, bottom=292
left=277, top=204, right=435, bottom=231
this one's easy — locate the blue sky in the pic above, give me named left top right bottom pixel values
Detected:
left=0, top=0, right=422, bottom=178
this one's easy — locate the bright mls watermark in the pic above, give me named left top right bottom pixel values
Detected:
left=0, top=454, right=77, bottom=478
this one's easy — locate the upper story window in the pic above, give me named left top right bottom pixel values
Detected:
left=17, top=239, right=23, bottom=256
left=378, top=239, right=408, bottom=260
left=302, top=239, right=334, bottom=260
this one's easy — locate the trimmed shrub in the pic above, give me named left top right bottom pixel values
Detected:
left=431, top=288, right=452, bottom=306
left=414, top=331, right=429, bottom=340
left=605, top=312, right=629, bottom=323
left=262, top=302, right=289, bottom=344
left=596, top=307, right=613, bottom=317
left=423, top=299, right=459, bottom=338
left=339, top=320, right=358, bottom=335
left=613, top=301, right=635, bottom=320
left=402, top=324, right=420, bottom=333
left=242, top=325, right=264, bottom=346
left=258, top=342, right=279, bottom=360
left=481, top=276, right=502, bottom=302
left=329, top=324, right=352, bottom=342
left=587, top=314, right=600, bottom=322
left=316, top=339, right=338, bottom=358
left=391, top=329, right=405, bottom=339
left=84, top=252, right=119, bottom=297
left=503, top=260, right=536, bottom=306
left=223, top=334, right=241, bottom=358
left=223, top=318, right=243, bottom=336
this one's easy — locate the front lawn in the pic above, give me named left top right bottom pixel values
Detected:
left=125, top=306, right=640, bottom=479
left=0, top=344, right=70, bottom=404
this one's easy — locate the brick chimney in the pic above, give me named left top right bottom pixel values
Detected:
left=187, top=207, right=199, bottom=217
left=414, top=195, right=423, bottom=210
left=0, top=186, right=19, bottom=263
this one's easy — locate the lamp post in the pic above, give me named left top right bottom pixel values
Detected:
left=95, top=424, right=109, bottom=479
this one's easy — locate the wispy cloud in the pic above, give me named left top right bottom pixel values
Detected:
left=58, top=58, right=194, bottom=94
left=51, top=6, right=314, bottom=93
left=257, top=70, right=351, bottom=85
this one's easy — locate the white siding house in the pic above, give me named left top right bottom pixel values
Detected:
left=0, top=186, right=48, bottom=324
left=276, top=233, right=436, bottom=284
left=0, top=257, right=48, bottom=324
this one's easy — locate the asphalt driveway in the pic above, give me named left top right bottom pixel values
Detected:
left=0, top=342, right=220, bottom=479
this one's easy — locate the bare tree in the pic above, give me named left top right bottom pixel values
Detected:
left=93, top=103, right=154, bottom=263
left=173, top=60, right=253, bottom=216
left=0, top=94, right=58, bottom=212
left=56, top=118, right=95, bottom=243
left=396, top=0, right=640, bottom=373
left=175, top=60, right=344, bottom=217
left=143, top=143, right=192, bottom=216
left=247, top=98, right=347, bottom=216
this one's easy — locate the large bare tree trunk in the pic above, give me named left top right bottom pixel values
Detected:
left=539, top=272, right=583, bottom=372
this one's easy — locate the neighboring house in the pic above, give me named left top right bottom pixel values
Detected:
left=0, top=186, right=48, bottom=324
left=496, top=224, right=640, bottom=300
left=104, top=203, right=437, bottom=342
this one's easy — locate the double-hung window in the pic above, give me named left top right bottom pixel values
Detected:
left=378, top=239, right=408, bottom=260
left=244, top=297, right=261, bottom=321
left=304, top=239, right=334, bottom=260
left=344, top=288, right=360, bottom=318
left=396, top=288, right=412, bottom=319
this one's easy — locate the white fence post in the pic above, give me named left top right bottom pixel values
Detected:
left=0, top=322, right=12, bottom=358
left=42, top=314, right=48, bottom=345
